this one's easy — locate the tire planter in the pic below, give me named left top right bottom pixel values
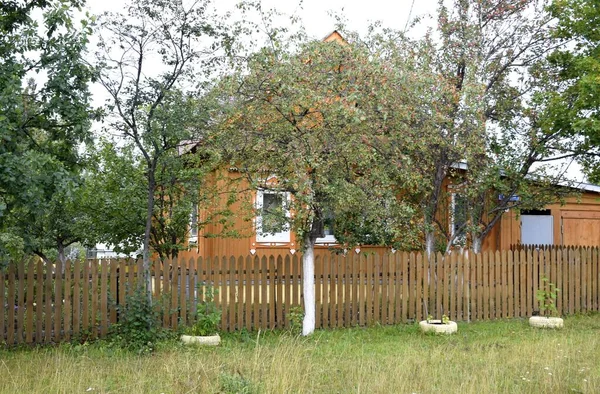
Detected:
left=181, top=334, right=221, bottom=346
left=529, top=316, right=563, bottom=329
left=419, top=320, right=458, bottom=335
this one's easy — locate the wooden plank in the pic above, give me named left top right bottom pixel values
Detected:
left=458, top=252, right=465, bottom=321
left=16, top=261, right=25, bottom=344
left=563, top=248, right=570, bottom=315
left=494, top=251, right=501, bottom=320
left=35, top=260, right=43, bottom=343
left=330, top=254, right=338, bottom=327
left=586, top=247, right=592, bottom=311
left=373, top=254, right=380, bottom=325
left=359, top=254, right=366, bottom=326
left=90, top=260, right=98, bottom=339
left=415, top=253, right=422, bottom=322
left=7, top=264, right=16, bottom=345
left=476, top=253, right=483, bottom=321
left=591, top=247, right=598, bottom=311
left=292, top=254, right=300, bottom=307
left=100, top=260, right=108, bottom=337
left=482, top=252, right=489, bottom=321
left=449, top=252, right=456, bottom=321
left=267, top=256, right=275, bottom=329
left=237, top=256, right=245, bottom=331
left=322, top=255, right=330, bottom=328
left=245, top=256, right=252, bottom=331
left=436, top=252, right=443, bottom=320
left=526, top=249, right=533, bottom=317
left=518, top=250, right=525, bottom=317
left=0, top=264, right=5, bottom=344
left=408, top=253, right=416, bottom=321
left=274, top=255, right=283, bottom=330
left=314, top=254, right=321, bottom=329
left=252, top=256, right=260, bottom=331
left=568, top=248, right=575, bottom=314
left=556, top=249, right=563, bottom=315
left=127, top=259, right=135, bottom=297
left=507, top=250, right=514, bottom=319
left=162, top=259, right=171, bottom=327
left=336, top=255, right=344, bottom=328
left=170, top=258, right=179, bottom=329
left=260, top=256, right=268, bottom=330
left=283, top=255, right=290, bottom=328
left=118, top=260, right=126, bottom=310
left=575, top=248, right=581, bottom=313
left=462, top=252, right=469, bottom=322
left=352, top=252, right=359, bottom=326
left=63, top=260, right=72, bottom=342
left=366, top=253, right=374, bottom=325
left=533, top=250, right=539, bottom=315
left=189, top=258, right=197, bottom=323
left=180, top=258, right=188, bottom=327
left=54, top=259, right=63, bottom=342
left=388, top=253, right=397, bottom=324
left=109, top=260, right=117, bottom=325
left=344, top=254, right=351, bottom=327
left=381, top=253, right=389, bottom=325
left=401, top=252, right=409, bottom=323
left=501, top=250, right=507, bottom=319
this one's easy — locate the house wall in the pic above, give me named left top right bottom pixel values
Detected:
left=178, top=172, right=600, bottom=260
left=496, top=191, right=600, bottom=248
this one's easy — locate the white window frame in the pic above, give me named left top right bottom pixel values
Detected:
left=189, top=203, right=198, bottom=244
left=256, top=190, right=291, bottom=243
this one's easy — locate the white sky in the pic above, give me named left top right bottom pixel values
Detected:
left=85, top=0, right=437, bottom=38
left=84, top=0, right=587, bottom=183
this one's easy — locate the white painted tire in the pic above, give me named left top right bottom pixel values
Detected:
left=529, top=316, right=563, bottom=329
left=181, top=334, right=221, bottom=346
left=419, top=320, right=458, bottom=335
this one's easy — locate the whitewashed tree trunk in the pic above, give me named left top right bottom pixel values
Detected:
left=472, top=235, right=482, bottom=254
left=425, top=231, right=435, bottom=257
left=302, top=235, right=316, bottom=336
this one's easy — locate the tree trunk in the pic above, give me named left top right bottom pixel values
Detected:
left=425, top=230, right=436, bottom=257
left=471, top=234, right=483, bottom=254
left=142, top=171, right=156, bottom=302
left=57, top=243, right=66, bottom=273
left=302, top=234, right=316, bottom=336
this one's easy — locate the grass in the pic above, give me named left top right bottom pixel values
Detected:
left=1, top=315, right=600, bottom=393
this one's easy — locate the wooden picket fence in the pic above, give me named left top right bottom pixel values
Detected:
left=2, top=247, right=600, bottom=345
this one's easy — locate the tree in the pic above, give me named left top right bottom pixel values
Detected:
left=369, top=0, right=574, bottom=254
left=0, top=0, right=98, bottom=264
left=545, top=0, right=600, bottom=182
left=217, top=35, right=419, bottom=335
left=95, top=0, right=237, bottom=291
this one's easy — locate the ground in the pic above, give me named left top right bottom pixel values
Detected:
left=1, top=315, right=599, bottom=393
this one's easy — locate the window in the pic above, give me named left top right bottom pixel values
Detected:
left=450, top=193, right=468, bottom=244
left=316, top=209, right=336, bottom=244
left=189, top=203, right=198, bottom=244
left=256, top=190, right=290, bottom=243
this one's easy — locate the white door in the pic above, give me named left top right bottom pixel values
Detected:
left=521, top=215, right=553, bottom=245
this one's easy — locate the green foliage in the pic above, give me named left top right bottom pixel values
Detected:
left=546, top=0, right=600, bottom=182
left=219, top=372, right=258, bottom=394
left=287, top=306, right=304, bottom=335
left=0, top=0, right=99, bottom=262
left=185, top=286, right=221, bottom=336
left=536, top=276, right=560, bottom=317
left=109, top=286, right=168, bottom=354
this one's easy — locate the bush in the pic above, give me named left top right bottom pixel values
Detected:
left=109, top=285, right=170, bottom=354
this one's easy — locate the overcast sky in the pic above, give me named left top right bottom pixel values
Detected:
left=85, top=0, right=437, bottom=38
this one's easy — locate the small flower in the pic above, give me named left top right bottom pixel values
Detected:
left=548, top=373, right=553, bottom=376
left=583, top=379, right=588, bottom=383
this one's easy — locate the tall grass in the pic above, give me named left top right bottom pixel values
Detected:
left=1, top=315, right=599, bottom=393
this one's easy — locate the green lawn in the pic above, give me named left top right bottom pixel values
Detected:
left=1, top=315, right=599, bottom=393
